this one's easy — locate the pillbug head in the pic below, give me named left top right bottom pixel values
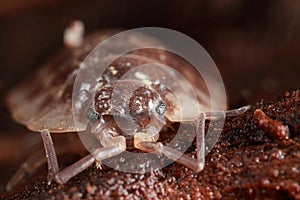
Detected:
left=128, top=86, right=166, bottom=128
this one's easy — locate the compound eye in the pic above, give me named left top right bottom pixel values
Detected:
left=155, top=101, right=166, bottom=116
left=86, top=108, right=99, bottom=123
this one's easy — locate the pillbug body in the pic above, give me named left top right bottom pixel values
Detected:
left=6, top=22, right=248, bottom=189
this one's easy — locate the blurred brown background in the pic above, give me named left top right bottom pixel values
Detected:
left=1, top=0, right=300, bottom=104
left=0, top=0, right=299, bottom=188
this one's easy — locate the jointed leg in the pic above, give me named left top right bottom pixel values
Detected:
left=136, top=106, right=249, bottom=171
left=205, top=105, right=250, bottom=118
left=135, top=113, right=206, bottom=172
left=6, top=133, right=86, bottom=191
left=55, top=154, right=95, bottom=184
left=55, top=135, right=126, bottom=185
left=40, top=130, right=59, bottom=185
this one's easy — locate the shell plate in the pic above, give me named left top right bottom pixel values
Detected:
left=7, top=30, right=221, bottom=133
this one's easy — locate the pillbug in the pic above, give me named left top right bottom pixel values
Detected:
left=6, top=21, right=248, bottom=189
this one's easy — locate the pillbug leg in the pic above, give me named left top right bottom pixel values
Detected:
left=55, top=154, right=95, bottom=185
left=224, top=105, right=250, bottom=116
left=6, top=135, right=86, bottom=191
left=135, top=113, right=206, bottom=172
left=6, top=151, right=46, bottom=191
left=40, top=130, right=59, bottom=185
left=205, top=105, right=250, bottom=118
left=55, top=136, right=126, bottom=185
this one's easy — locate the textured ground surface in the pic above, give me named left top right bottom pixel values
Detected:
left=0, top=1, right=300, bottom=199
left=0, top=90, right=299, bottom=199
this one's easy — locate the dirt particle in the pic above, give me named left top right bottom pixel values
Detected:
left=253, top=109, right=290, bottom=140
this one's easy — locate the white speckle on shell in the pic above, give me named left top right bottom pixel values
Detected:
left=95, top=81, right=104, bottom=90
left=142, top=79, right=152, bottom=86
left=73, top=83, right=91, bottom=110
left=154, top=80, right=160, bottom=85
left=98, top=91, right=110, bottom=99
left=159, top=84, right=166, bottom=91
left=148, top=99, right=154, bottom=110
left=135, top=105, right=143, bottom=114
left=80, top=83, right=91, bottom=92
left=103, top=102, right=109, bottom=109
left=134, top=72, right=148, bottom=80
left=134, top=72, right=152, bottom=85
left=93, top=57, right=99, bottom=63
left=159, top=54, right=166, bottom=61
left=80, top=62, right=87, bottom=69
left=135, top=99, right=141, bottom=104
left=109, top=66, right=118, bottom=75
